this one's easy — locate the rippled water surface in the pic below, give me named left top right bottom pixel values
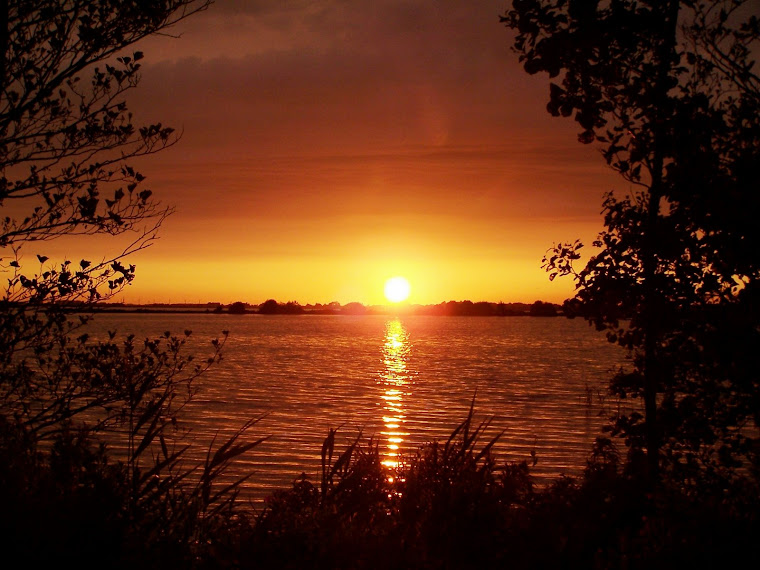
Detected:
left=87, top=313, right=629, bottom=500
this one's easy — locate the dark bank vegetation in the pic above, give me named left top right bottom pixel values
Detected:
left=2, top=0, right=759, bottom=568
left=2, top=402, right=759, bottom=568
left=52, top=298, right=564, bottom=316
left=224, top=299, right=561, bottom=316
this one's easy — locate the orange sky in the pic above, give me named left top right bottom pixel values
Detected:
left=37, top=0, right=624, bottom=306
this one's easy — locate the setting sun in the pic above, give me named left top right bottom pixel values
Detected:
left=384, top=276, right=411, bottom=303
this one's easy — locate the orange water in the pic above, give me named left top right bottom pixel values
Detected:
left=85, top=313, right=631, bottom=502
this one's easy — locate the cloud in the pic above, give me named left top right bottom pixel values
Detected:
left=110, top=0, right=620, bottom=303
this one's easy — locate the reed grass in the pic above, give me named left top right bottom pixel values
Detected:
left=2, top=391, right=759, bottom=569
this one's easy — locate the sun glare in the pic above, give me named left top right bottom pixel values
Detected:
left=384, top=276, right=411, bottom=303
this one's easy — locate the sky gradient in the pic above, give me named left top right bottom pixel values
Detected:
left=53, top=0, right=624, bottom=306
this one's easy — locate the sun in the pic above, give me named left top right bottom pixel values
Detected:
left=384, top=276, right=411, bottom=303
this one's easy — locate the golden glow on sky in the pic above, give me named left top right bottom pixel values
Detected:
left=384, top=276, right=411, bottom=303
left=43, top=1, right=627, bottom=306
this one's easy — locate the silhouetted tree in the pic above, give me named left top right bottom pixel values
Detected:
left=504, top=1, right=760, bottom=487
left=341, top=302, right=367, bottom=315
left=0, top=0, right=214, bottom=445
left=228, top=301, right=247, bottom=314
left=258, top=298, right=279, bottom=314
left=1, top=1, right=216, bottom=296
left=0, top=2, right=265, bottom=563
left=282, top=301, right=305, bottom=314
left=529, top=300, right=557, bottom=317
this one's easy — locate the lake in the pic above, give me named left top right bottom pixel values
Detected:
left=86, top=313, right=631, bottom=502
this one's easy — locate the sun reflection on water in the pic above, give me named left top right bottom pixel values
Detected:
left=379, top=319, right=412, bottom=469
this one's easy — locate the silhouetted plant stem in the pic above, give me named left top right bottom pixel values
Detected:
left=641, top=0, right=682, bottom=489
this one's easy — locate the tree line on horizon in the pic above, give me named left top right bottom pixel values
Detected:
left=219, top=298, right=561, bottom=316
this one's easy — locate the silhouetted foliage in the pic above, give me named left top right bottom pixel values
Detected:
left=416, top=300, right=558, bottom=316
left=529, top=300, right=558, bottom=317
left=228, top=301, right=247, bottom=314
left=228, top=410, right=760, bottom=569
left=0, top=1, right=267, bottom=565
left=257, top=299, right=305, bottom=315
left=282, top=301, right=305, bottom=314
left=503, top=0, right=760, bottom=488
left=0, top=1, right=219, bottom=294
left=340, top=301, right=367, bottom=315
left=258, top=298, right=279, bottom=314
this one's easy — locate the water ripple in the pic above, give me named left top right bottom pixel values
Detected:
left=85, top=313, right=631, bottom=501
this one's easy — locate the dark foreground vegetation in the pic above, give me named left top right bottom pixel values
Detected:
left=2, top=404, right=759, bottom=569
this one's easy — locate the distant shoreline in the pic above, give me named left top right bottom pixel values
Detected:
left=73, top=299, right=564, bottom=317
